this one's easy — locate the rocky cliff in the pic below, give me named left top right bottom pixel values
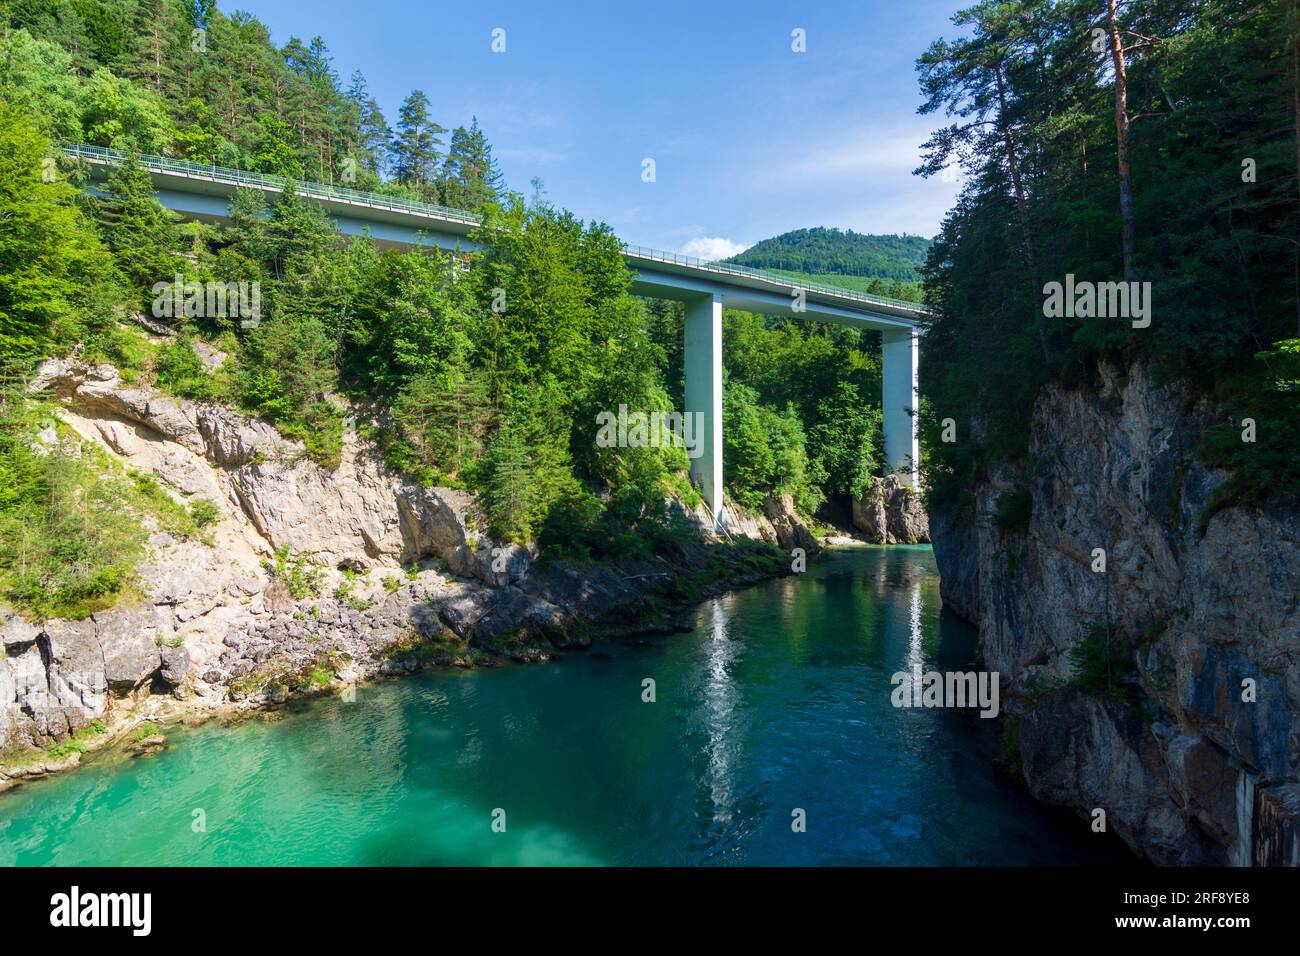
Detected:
left=0, top=359, right=805, bottom=788
left=852, top=474, right=931, bottom=544
left=929, top=359, right=1300, bottom=865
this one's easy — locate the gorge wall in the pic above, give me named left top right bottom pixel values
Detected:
left=929, top=359, right=1300, bottom=866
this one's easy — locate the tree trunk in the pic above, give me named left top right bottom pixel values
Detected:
left=994, top=61, right=1051, bottom=362
left=994, top=63, right=1037, bottom=275
left=1108, top=0, right=1137, bottom=280
left=1292, top=0, right=1300, bottom=335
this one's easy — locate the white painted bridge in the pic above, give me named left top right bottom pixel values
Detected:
left=66, top=144, right=923, bottom=526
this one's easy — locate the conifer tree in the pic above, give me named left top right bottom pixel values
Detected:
left=93, top=151, right=182, bottom=306
left=391, top=89, right=445, bottom=194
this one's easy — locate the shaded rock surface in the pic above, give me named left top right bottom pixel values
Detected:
left=852, top=475, right=930, bottom=544
left=929, top=359, right=1300, bottom=866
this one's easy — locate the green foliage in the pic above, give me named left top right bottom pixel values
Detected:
left=728, top=227, right=933, bottom=282
left=918, top=0, right=1300, bottom=515
left=263, top=544, right=324, bottom=599
left=1195, top=340, right=1300, bottom=500
left=189, top=497, right=219, bottom=528
left=332, top=568, right=375, bottom=611
left=0, top=98, right=118, bottom=364
left=47, top=718, right=107, bottom=759
left=723, top=381, right=821, bottom=514
left=993, top=489, right=1031, bottom=533
left=0, top=385, right=207, bottom=620
left=711, top=311, right=883, bottom=511
left=391, top=89, right=444, bottom=194
left=1068, top=625, right=1134, bottom=705
left=439, top=117, right=504, bottom=210
left=154, top=333, right=218, bottom=399
left=758, top=268, right=925, bottom=303
left=91, top=150, right=182, bottom=307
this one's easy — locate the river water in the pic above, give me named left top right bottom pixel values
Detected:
left=0, top=547, right=1131, bottom=866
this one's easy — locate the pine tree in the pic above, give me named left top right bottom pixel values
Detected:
left=0, top=100, right=115, bottom=362
left=391, top=89, right=445, bottom=193
left=125, top=0, right=187, bottom=93
left=93, top=151, right=182, bottom=306
left=344, top=71, right=390, bottom=177
left=440, top=117, right=504, bottom=210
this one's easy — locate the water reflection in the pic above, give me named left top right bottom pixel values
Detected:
left=701, top=597, right=740, bottom=826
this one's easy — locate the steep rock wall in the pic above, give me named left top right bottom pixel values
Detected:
left=930, top=360, right=1300, bottom=865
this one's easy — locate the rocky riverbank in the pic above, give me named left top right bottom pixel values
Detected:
left=929, top=359, right=1300, bottom=866
left=0, top=359, right=810, bottom=790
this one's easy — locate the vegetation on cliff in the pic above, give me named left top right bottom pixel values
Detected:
left=915, top=0, right=1300, bottom=512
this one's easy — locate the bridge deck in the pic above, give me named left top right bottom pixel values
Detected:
left=65, top=144, right=925, bottom=330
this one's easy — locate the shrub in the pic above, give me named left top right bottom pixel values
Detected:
left=1068, top=625, right=1133, bottom=705
left=993, top=489, right=1032, bottom=533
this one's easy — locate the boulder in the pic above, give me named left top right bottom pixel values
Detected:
left=94, top=611, right=162, bottom=694
left=852, top=475, right=930, bottom=544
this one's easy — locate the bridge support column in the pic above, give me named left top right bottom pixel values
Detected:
left=684, top=292, right=724, bottom=529
left=881, top=328, right=919, bottom=488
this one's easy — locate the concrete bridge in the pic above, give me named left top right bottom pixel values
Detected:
left=66, top=145, right=923, bottom=526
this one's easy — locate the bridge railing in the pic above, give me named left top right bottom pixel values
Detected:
left=65, top=144, right=927, bottom=314
left=63, top=143, right=483, bottom=226
left=622, top=244, right=926, bottom=312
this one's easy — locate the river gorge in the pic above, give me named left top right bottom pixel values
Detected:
left=0, top=548, right=1129, bottom=867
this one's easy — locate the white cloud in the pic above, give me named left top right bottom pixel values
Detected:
left=680, top=236, right=747, bottom=261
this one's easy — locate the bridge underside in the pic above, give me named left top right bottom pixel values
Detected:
left=100, top=166, right=920, bottom=529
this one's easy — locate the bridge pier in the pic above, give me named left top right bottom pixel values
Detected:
left=881, top=328, right=919, bottom=488
left=683, top=301, right=918, bottom=531
left=684, top=292, right=724, bottom=528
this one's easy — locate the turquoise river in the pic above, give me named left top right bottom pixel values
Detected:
left=0, top=547, right=1132, bottom=866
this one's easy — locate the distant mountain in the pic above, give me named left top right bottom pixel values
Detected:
left=727, top=227, right=932, bottom=283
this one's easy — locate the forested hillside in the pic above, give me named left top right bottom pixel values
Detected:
left=728, top=227, right=930, bottom=301
left=2, top=0, right=500, bottom=203
left=729, top=227, right=931, bottom=280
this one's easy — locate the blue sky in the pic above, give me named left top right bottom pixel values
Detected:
left=245, top=0, right=967, bottom=256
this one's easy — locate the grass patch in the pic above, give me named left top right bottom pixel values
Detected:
left=332, top=567, right=376, bottom=611
left=262, top=544, right=325, bottom=599
left=0, top=390, right=212, bottom=620
left=46, top=719, right=107, bottom=760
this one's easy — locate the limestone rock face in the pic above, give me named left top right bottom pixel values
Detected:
left=761, top=492, right=820, bottom=555
left=852, top=475, right=931, bottom=544
left=32, top=358, right=528, bottom=585
left=929, top=359, right=1300, bottom=865
left=716, top=492, right=819, bottom=556
left=3, top=359, right=543, bottom=765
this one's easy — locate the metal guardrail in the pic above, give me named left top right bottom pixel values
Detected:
left=621, top=244, right=927, bottom=313
left=64, top=143, right=482, bottom=226
left=65, top=143, right=928, bottom=315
